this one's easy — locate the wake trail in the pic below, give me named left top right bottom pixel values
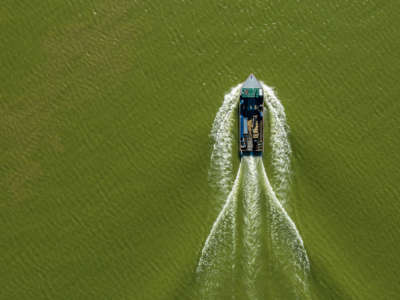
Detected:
left=195, top=164, right=242, bottom=298
left=209, top=84, right=242, bottom=201
left=242, top=157, right=263, bottom=299
left=261, top=82, right=292, bottom=205
left=195, top=82, right=310, bottom=299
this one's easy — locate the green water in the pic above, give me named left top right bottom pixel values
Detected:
left=1, top=1, right=400, bottom=299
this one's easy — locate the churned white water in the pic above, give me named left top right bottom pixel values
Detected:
left=209, top=84, right=242, bottom=200
left=196, top=82, right=310, bottom=299
left=261, top=82, right=293, bottom=205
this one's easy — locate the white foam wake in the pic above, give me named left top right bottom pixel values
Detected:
left=195, top=164, right=241, bottom=298
left=209, top=84, right=241, bottom=200
left=260, top=161, right=310, bottom=296
left=262, top=82, right=292, bottom=205
left=242, top=157, right=263, bottom=299
left=195, top=81, right=310, bottom=299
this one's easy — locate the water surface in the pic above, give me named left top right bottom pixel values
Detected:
left=1, top=1, right=400, bottom=299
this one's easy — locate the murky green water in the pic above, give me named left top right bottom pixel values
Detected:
left=1, top=1, right=400, bottom=299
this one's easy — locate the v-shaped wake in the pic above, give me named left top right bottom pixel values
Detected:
left=195, top=82, right=311, bottom=299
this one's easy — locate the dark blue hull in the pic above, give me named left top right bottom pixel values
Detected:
left=240, top=151, right=263, bottom=158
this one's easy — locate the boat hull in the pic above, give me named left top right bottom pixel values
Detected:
left=239, top=74, right=264, bottom=157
